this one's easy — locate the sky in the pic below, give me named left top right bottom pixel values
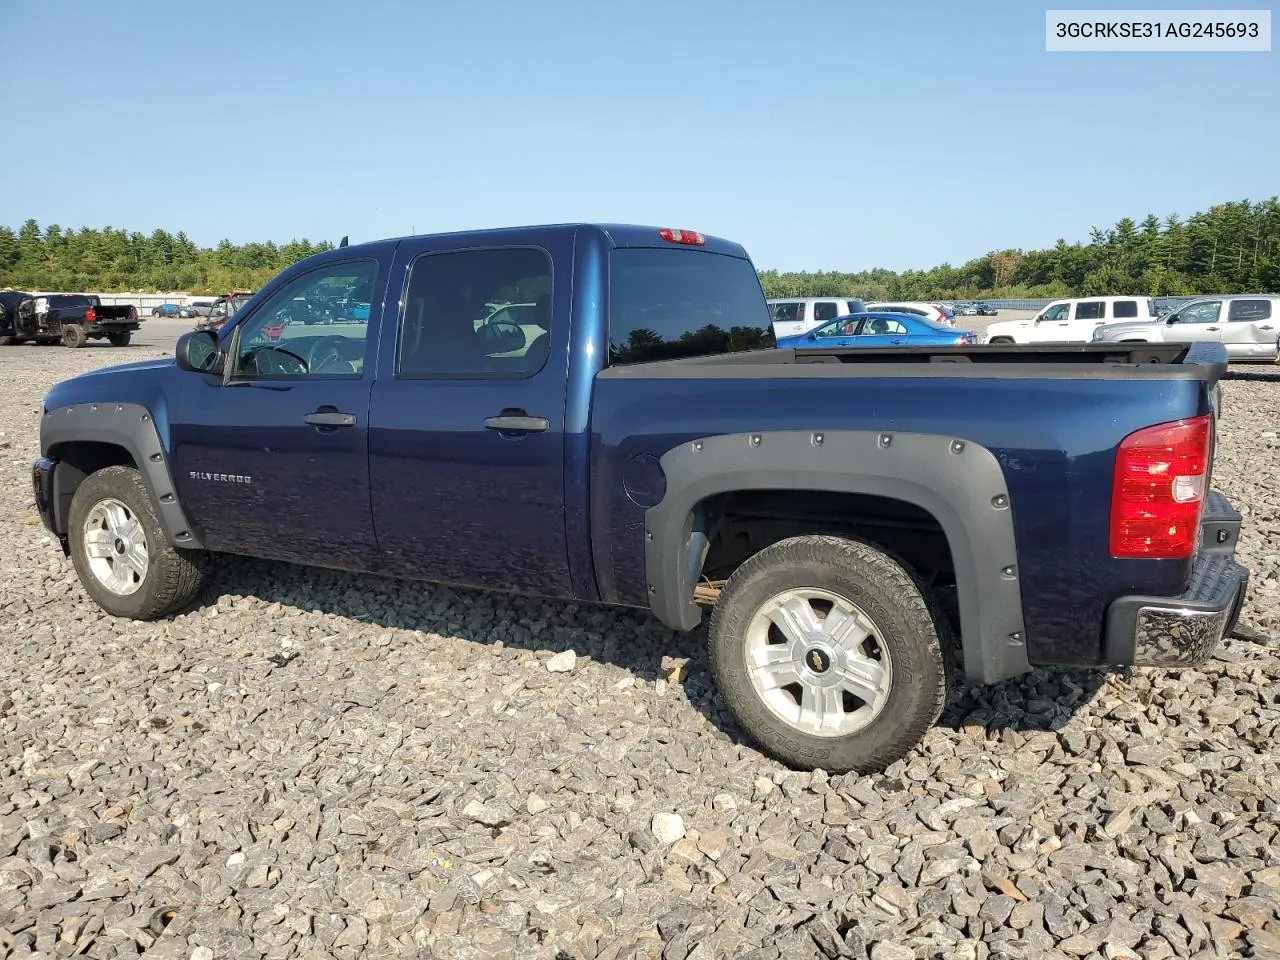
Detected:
left=1, top=0, right=1276, bottom=273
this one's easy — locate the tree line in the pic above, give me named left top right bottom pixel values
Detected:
left=2, top=197, right=1278, bottom=299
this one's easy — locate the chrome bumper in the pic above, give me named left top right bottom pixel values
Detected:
left=1104, top=491, right=1250, bottom=668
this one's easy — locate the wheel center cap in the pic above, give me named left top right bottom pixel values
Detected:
left=113, top=538, right=126, bottom=554
left=805, top=647, right=832, bottom=673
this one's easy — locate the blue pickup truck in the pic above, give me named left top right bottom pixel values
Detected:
left=31, top=223, right=1250, bottom=773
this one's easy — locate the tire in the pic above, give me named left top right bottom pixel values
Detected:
left=62, top=324, right=87, bottom=348
left=708, top=534, right=948, bottom=774
left=0, top=336, right=17, bottom=347
left=107, top=331, right=132, bottom=347
left=67, top=465, right=208, bottom=620
left=988, top=336, right=1014, bottom=344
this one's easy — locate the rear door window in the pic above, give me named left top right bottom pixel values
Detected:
left=813, top=301, right=840, bottom=323
left=1075, top=301, right=1105, bottom=321
left=1227, top=299, right=1272, bottom=322
left=1111, top=299, right=1139, bottom=319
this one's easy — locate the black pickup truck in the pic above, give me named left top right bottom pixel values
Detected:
left=0, top=291, right=140, bottom=347
left=31, top=223, right=1251, bottom=774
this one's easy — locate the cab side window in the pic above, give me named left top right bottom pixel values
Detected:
left=1181, top=301, right=1222, bottom=324
left=1075, top=301, right=1105, bottom=321
left=1040, top=304, right=1069, bottom=322
left=396, top=247, right=552, bottom=379
left=232, top=259, right=376, bottom=379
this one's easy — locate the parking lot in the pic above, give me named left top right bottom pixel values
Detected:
left=1, top=334, right=1279, bottom=959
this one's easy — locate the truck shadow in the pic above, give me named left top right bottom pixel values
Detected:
left=204, top=555, right=1116, bottom=751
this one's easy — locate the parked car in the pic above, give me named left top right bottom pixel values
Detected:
left=151, top=303, right=183, bottom=317
left=777, top=311, right=977, bottom=349
left=863, top=301, right=955, bottom=327
left=31, top=222, right=1248, bottom=775
left=195, top=293, right=254, bottom=332
left=974, top=302, right=998, bottom=316
left=984, top=296, right=1157, bottom=343
left=1092, top=295, right=1280, bottom=362
left=0, top=292, right=140, bottom=347
left=767, top=297, right=866, bottom=339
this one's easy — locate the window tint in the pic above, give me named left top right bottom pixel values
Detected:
left=814, top=301, right=839, bottom=323
left=232, top=259, right=376, bottom=379
left=1227, top=299, right=1272, bottom=322
left=608, top=248, right=774, bottom=365
left=1181, top=301, right=1221, bottom=324
left=1075, top=301, right=1104, bottom=320
left=397, top=247, right=552, bottom=379
left=1112, top=299, right=1139, bottom=318
left=1040, top=304, right=1069, bottom=322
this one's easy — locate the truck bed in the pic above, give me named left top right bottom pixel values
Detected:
left=602, top=340, right=1223, bottom=377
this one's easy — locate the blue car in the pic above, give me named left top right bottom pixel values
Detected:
left=776, top=311, right=978, bottom=349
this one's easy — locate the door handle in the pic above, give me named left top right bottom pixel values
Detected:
left=303, top=410, right=356, bottom=427
left=1206, top=326, right=1219, bottom=331
left=1259, top=324, right=1274, bottom=330
left=484, top=412, right=549, bottom=434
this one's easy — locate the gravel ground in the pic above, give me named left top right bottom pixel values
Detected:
left=1, top=344, right=1278, bottom=960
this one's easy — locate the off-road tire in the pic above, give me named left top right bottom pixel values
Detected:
left=0, top=336, right=18, bottom=347
left=68, top=465, right=208, bottom=620
left=708, top=534, right=948, bottom=774
left=107, top=331, right=132, bottom=347
left=62, top=324, right=88, bottom=348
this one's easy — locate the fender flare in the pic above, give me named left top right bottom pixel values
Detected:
left=643, top=429, right=1031, bottom=684
left=41, top=401, right=204, bottom=550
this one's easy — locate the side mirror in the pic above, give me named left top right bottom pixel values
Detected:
left=1165, top=315, right=1178, bottom=325
left=176, top=330, right=221, bottom=373
left=479, top=319, right=526, bottom=354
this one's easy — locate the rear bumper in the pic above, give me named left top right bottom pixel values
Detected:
left=1103, top=490, right=1250, bottom=668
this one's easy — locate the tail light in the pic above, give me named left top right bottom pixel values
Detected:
left=658, top=228, right=706, bottom=245
left=1110, top=414, right=1211, bottom=559
left=85, top=307, right=96, bottom=324
left=130, top=306, right=138, bottom=320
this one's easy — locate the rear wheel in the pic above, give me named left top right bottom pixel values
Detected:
left=68, top=465, right=208, bottom=620
left=107, top=331, right=132, bottom=347
left=62, top=324, right=87, bottom=348
left=988, top=336, right=1014, bottom=344
left=708, top=534, right=948, bottom=774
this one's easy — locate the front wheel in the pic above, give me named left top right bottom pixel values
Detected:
left=987, top=336, right=1014, bottom=344
left=68, top=465, right=208, bottom=620
left=708, top=534, right=948, bottom=774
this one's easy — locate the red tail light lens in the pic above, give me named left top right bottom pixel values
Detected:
left=658, top=228, right=706, bottom=245
left=1110, top=414, right=1211, bottom=559
left=130, top=305, right=138, bottom=320
left=85, top=307, right=96, bottom=323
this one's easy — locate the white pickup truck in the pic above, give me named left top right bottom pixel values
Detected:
left=767, top=297, right=865, bottom=339
left=984, top=296, right=1157, bottom=344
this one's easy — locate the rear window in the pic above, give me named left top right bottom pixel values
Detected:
left=1112, top=299, right=1139, bottom=318
left=608, top=248, right=774, bottom=365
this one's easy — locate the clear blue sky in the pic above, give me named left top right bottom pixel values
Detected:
left=1, top=0, right=1275, bottom=272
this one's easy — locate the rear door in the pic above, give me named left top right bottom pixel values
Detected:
left=1222, top=298, right=1277, bottom=358
left=367, top=229, right=576, bottom=598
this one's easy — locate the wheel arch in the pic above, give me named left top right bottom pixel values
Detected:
left=41, top=402, right=204, bottom=550
left=644, top=429, right=1031, bottom=684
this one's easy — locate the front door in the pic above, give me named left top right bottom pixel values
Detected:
left=367, top=231, right=575, bottom=598
left=169, top=253, right=390, bottom=571
left=1165, top=299, right=1224, bottom=346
